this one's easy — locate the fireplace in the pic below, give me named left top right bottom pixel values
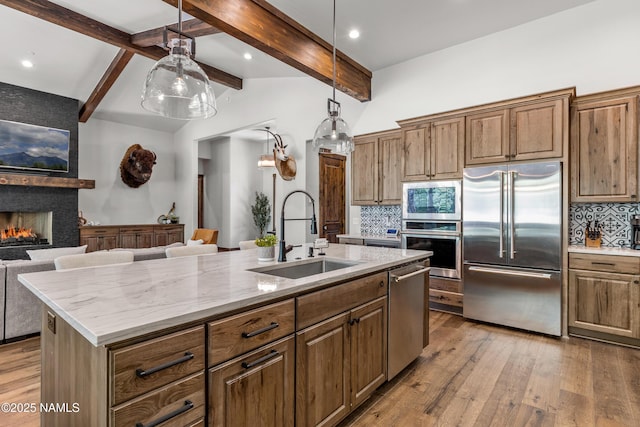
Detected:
left=0, top=211, right=52, bottom=247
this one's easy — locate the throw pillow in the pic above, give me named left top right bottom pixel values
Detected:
left=27, top=245, right=88, bottom=261
left=187, top=239, right=204, bottom=246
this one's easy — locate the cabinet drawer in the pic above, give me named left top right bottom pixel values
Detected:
left=208, top=299, right=295, bottom=366
left=111, top=325, right=205, bottom=405
left=430, top=277, right=462, bottom=293
left=429, top=290, right=463, bottom=307
left=569, top=253, right=640, bottom=274
left=111, top=371, right=205, bottom=427
left=79, top=227, right=118, bottom=237
left=297, top=272, right=387, bottom=329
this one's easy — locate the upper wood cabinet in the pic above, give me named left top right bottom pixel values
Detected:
left=466, top=98, right=565, bottom=165
left=352, top=130, right=402, bottom=205
left=571, top=90, right=639, bottom=202
left=400, top=117, right=465, bottom=181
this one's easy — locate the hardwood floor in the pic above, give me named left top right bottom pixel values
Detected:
left=0, top=312, right=638, bottom=427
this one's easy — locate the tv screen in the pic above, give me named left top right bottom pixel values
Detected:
left=0, top=119, right=70, bottom=173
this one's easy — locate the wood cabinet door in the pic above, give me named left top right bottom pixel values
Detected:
left=351, top=137, right=378, bottom=205
left=430, top=117, right=464, bottom=179
left=296, top=313, right=350, bottom=427
left=349, top=296, right=387, bottom=409
left=465, top=109, right=510, bottom=165
left=81, top=236, right=98, bottom=252
left=101, top=236, right=118, bottom=251
left=571, top=96, right=638, bottom=202
left=208, top=336, right=295, bottom=427
left=510, top=99, right=564, bottom=161
left=401, top=126, right=429, bottom=181
left=569, top=270, right=640, bottom=338
left=378, top=133, right=403, bottom=204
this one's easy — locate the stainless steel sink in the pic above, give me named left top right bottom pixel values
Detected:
left=249, top=258, right=362, bottom=279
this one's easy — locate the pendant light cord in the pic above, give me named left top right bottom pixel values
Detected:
left=178, top=0, right=183, bottom=34
left=332, top=0, right=337, bottom=105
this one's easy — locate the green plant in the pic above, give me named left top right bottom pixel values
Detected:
left=255, top=234, right=277, bottom=247
left=251, top=191, right=271, bottom=237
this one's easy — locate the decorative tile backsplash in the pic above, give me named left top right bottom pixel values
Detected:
left=569, top=203, right=639, bottom=247
left=360, top=205, right=402, bottom=235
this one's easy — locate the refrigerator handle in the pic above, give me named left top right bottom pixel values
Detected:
left=509, top=170, right=518, bottom=259
left=499, top=171, right=505, bottom=258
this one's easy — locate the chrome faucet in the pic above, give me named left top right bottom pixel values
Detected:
left=278, top=190, right=318, bottom=262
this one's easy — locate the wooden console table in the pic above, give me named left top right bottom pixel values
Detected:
left=79, top=224, right=184, bottom=252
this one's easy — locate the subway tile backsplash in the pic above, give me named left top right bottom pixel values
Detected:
left=569, top=203, right=638, bottom=247
left=360, top=205, right=402, bottom=235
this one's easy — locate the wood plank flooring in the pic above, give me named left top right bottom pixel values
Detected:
left=0, top=312, right=638, bottom=427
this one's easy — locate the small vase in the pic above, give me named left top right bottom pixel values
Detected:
left=257, top=245, right=275, bottom=261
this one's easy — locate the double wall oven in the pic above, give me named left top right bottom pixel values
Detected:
left=401, top=180, right=462, bottom=279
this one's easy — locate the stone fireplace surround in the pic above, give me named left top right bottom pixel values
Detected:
left=0, top=82, right=80, bottom=260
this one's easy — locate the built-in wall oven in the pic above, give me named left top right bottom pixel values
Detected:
left=401, top=220, right=461, bottom=279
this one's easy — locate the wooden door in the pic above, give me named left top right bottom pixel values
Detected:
left=401, top=126, right=429, bottom=181
left=351, top=137, right=378, bottom=205
left=208, top=336, right=295, bottom=427
left=349, top=296, right=387, bottom=409
left=378, top=132, right=403, bottom=204
left=569, top=270, right=640, bottom=338
left=570, top=96, right=638, bottom=202
left=430, top=117, right=464, bottom=179
left=319, top=153, right=345, bottom=243
left=465, top=109, right=510, bottom=165
left=510, top=99, right=564, bottom=161
left=296, top=313, right=350, bottom=427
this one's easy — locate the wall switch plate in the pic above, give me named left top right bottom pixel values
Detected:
left=47, top=311, right=56, bottom=334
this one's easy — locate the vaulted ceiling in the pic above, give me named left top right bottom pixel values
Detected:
left=0, top=0, right=597, bottom=132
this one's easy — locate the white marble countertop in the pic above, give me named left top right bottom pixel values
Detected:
left=18, top=244, right=430, bottom=347
left=337, top=233, right=401, bottom=243
left=568, top=245, right=640, bottom=257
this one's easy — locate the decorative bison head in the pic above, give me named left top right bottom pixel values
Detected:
left=119, top=144, right=157, bottom=188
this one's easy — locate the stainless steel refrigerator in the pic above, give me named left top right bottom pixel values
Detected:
left=462, top=161, right=561, bottom=336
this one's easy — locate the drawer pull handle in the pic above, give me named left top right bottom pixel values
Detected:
left=135, top=400, right=194, bottom=427
left=242, top=322, right=279, bottom=338
left=135, top=352, right=194, bottom=378
left=591, top=262, right=615, bottom=266
left=242, top=350, right=280, bottom=369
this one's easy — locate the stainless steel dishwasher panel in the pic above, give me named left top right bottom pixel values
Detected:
left=388, top=264, right=429, bottom=380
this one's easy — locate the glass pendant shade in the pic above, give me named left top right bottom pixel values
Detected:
left=312, top=109, right=354, bottom=155
left=141, top=38, right=217, bottom=120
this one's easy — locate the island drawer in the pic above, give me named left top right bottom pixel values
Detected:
left=296, top=271, right=388, bottom=329
left=569, top=253, right=640, bottom=274
left=208, top=299, right=295, bottom=366
left=110, top=325, right=205, bottom=406
left=111, top=371, right=205, bottom=427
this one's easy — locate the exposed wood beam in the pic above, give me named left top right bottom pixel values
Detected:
left=0, top=0, right=242, bottom=90
left=79, top=49, right=134, bottom=123
left=167, top=0, right=372, bottom=101
left=131, top=18, right=222, bottom=47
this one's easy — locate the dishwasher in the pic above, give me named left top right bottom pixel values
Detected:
left=388, top=262, right=430, bottom=380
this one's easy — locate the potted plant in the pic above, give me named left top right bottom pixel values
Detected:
left=251, top=192, right=271, bottom=237
left=255, top=233, right=277, bottom=261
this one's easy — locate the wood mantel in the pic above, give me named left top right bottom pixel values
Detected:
left=0, top=173, right=95, bottom=189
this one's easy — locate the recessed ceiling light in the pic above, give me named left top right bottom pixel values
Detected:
left=243, top=52, right=253, bottom=60
left=348, top=29, right=360, bottom=39
left=21, top=59, right=34, bottom=68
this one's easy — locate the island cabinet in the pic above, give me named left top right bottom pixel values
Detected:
left=398, top=117, right=465, bottom=181
left=351, top=130, right=402, bottom=205
left=295, top=272, right=388, bottom=427
left=207, top=299, right=296, bottom=427
left=568, top=253, right=640, bottom=344
left=570, top=88, right=639, bottom=202
left=465, top=95, right=568, bottom=166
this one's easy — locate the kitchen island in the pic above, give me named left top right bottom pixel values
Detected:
left=19, top=244, right=430, bottom=427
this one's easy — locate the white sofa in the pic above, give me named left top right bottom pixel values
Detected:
left=0, top=244, right=181, bottom=342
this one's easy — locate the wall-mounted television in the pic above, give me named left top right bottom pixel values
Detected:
left=0, top=119, right=70, bottom=173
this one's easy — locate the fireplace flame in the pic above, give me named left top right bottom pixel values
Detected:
left=1, top=225, right=37, bottom=240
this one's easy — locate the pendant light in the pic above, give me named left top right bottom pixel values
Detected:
left=141, top=0, right=217, bottom=120
left=312, top=0, right=354, bottom=154
left=258, top=127, right=276, bottom=168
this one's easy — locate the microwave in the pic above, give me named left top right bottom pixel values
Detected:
left=402, top=180, right=461, bottom=221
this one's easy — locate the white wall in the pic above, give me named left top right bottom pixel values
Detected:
left=78, top=119, right=176, bottom=225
